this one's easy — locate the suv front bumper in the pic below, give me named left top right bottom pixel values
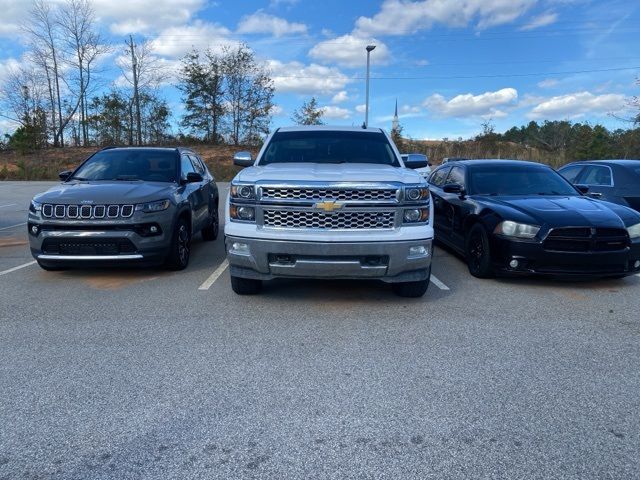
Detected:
left=225, top=236, right=432, bottom=283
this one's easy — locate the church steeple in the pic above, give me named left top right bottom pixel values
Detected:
left=392, top=99, right=399, bottom=132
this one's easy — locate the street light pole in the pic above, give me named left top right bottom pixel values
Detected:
left=365, top=45, right=376, bottom=128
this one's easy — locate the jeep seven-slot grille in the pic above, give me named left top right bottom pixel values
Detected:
left=41, top=204, right=134, bottom=220
left=261, top=187, right=398, bottom=201
left=263, top=209, right=395, bottom=229
left=543, top=227, right=629, bottom=252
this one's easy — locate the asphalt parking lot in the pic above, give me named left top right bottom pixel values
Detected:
left=1, top=181, right=639, bottom=479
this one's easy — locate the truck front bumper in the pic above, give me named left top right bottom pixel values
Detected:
left=225, top=236, right=432, bottom=283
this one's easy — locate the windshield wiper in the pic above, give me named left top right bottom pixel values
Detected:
left=113, top=175, right=141, bottom=181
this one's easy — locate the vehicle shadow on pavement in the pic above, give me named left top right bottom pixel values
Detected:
left=51, top=266, right=170, bottom=290
left=493, top=274, right=640, bottom=292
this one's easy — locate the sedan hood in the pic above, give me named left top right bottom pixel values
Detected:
left=235, top=163, right=424, bottom=184
left=33, top=181, right=176, bottom=205
left=481, top=195, right=640, bottom=228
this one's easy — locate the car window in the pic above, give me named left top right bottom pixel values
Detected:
left=468, top=164, right=578, bottom=196
left=188, top=155, right=205, bottom=175
left=580, top=165, right=613, bottom=186
left=428, top=166, right=451, bottom=187
left=446, top=166, right=465, bottom=187
left=558, top=165, right=584, bottom=183
left=181, top=155, right=196, bottom=179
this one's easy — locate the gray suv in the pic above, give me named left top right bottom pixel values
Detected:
left=28, top=147, right=219, bottom=270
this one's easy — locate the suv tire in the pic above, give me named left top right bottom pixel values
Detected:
left=201, top=205, right=219, bottom=241
left=165, top=217, right=191, bottom=270
left=230, top=275, right=262, bottom=295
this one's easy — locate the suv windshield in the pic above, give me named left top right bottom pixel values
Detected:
left=468, top=164, right=579, bottom=196
left=71, top=149, right=179, bottom=182
left=260, top=131, right=400, bottom=166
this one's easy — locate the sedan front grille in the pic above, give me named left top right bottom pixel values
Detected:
left=261, top=187, right=398, bottom=201
left=41, top=204, right=134, bottom=220
left=543, top=227, right=629, bottom=252
left=263, top=209, right=395, bottom=229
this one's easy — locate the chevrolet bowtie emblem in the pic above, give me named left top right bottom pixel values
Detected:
left=314, top=201, right=344, bottom=212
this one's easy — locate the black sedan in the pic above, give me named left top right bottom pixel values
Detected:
left=557, top=159, right=640, bottom=212
left=428, top=160, right=640, bottom=278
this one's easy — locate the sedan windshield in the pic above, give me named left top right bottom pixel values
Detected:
left=260, top=131, right=401, bottom=166
left=71, top=150, right=179, bottom=182
left=468, top=164, right=579, bottom=196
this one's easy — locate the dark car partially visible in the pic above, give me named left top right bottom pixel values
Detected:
left=428, top=160, right=640, bottom=278
left=558, top=160, right=640, bottom=212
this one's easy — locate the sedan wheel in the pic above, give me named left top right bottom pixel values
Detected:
left=465, top=224, right=493, bottom=278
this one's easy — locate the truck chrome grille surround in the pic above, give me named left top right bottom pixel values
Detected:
left=261, top=187, right=398, bottom=201
left=41, top=204, right=135, bottom=220
left=263, top=209, right=395, bottom=229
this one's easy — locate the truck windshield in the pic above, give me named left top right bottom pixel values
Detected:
left=260, top=131, right=401, bottom=167
left=70, top=150, right=179, bottom=182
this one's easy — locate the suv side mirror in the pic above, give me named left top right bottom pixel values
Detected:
left=185, top=172, right=203, bottom=183
left=443, top=183, right=464, bottom=195
left=233, top=151, right=254, bottom=167
left=401, top=153, right=429, bottom=169
left=59, top=170, right=72, bottom=181
left=575, top=184, right=589, bottom=194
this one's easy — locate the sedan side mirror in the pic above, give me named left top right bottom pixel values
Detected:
left=185, top=172, right=203, bottom=183
left=233, top=151, right=254, bottom=167
left=443, top=183, right=464, bottom=195
left=575, top=184, right=589, bottom=194
left=59, top=170, right=72, bottom=181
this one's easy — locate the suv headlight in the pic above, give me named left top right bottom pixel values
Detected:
left=494, top=220, right=540, bottom=239
left=29, top=200, right=42, bottom=213
left=135, top=199, right=171, bottom=213
left=230, top=184, right=256, bottom=200
left=627, top=222, right=640, bottom=239
left=404, top=186, right=429, bottom=202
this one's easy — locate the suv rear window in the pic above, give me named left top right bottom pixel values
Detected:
left=260, top=131, right=400, bottom=166
left=71, top=150, right=178, bottom=183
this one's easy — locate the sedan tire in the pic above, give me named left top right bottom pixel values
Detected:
left=465, top=223, right=493, bottom=278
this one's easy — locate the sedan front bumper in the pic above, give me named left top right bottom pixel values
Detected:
left=225, top=236, right=433, bottom=283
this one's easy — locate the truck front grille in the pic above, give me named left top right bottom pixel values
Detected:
left=42, top=204, right=135, bottom=220
left=263, top=209, right=395, bottom=230
left=261, top=187, right=398, bottom=201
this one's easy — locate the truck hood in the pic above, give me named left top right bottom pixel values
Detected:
left=33, top=181, right=176, bottom=205
left=235, top=163, right=424, bottom=185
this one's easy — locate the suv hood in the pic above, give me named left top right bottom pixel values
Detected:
left=33, top=181, right=176, bottom=205
left=235, top=163, right=424, bottom=185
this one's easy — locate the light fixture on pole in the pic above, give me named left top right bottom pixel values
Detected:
left=364, top=44, right=376, bottom=128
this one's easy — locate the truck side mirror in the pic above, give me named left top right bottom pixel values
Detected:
left=233, top=152, right=254, bottom=167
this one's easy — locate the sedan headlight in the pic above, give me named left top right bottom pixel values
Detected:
left=135, top=199, right=171, bottom=213
left=404, top=187, right=430, bottom=201
left=230, top=184, right=256, bottom=200
left=627, top=222, right=640, bottom=239
left=494, top=220, right=540, bottom=239
left=29, top=200, right=42, bottom=213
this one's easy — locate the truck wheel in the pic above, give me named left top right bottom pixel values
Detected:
left=230, top=275, right=262, bottom=295
left=392, top=278, right=430, bottom=298
left=201, top=206, right=219, bottom=241
left=165, top=218, right=191, bottom=270
left=465, top=224, right=493, bottom=278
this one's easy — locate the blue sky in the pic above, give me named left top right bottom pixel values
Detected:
left=0, top=0, right=638, bottom=140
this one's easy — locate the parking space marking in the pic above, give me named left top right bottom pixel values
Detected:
left=0, top=203, right=17, bottom=208
left=0, top=260, right=36, bottom=277
left=198, top=259, right=229, bottom=290
left=430, top=274, right=450, bottom=290
left=0, top=222, right=27, bottom=231
left=636, top=273, right=640, bottom=278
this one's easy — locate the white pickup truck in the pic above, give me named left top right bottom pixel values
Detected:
left=224, top=126, right=434, bottom=297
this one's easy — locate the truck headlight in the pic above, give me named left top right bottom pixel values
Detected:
left=495, top=220, right=540, bottom=239
left=29, top=200, right=42, bottom=213
left=230, top=184, right=256, bottom=200
left=135, top=199, right=171, bottom=213
left=627, top=222, right=640, bottom=239
left=230, top=204, right=255, bottom=221
left=403, top=208, right=429, bottom=224
left=404, top=187, right=429, bottom=201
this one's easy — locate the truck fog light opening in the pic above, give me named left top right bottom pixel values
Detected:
left=509, top=259, right=519, bottom=269
left=230, top=242, right=250, bottom=255
left=409, top=245, right=429, bottom=257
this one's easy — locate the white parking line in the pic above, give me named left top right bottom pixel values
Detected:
left=0, top=260, right=37, bottom=276
left=198, top=259, right=229, bottom=290
left=430, top=274, right=450, bottom=290
left=0, top=222, right=27, bottom=231
left=0, top=203, right=17, bottom=208
left=636, top=273, right=640, bottom=278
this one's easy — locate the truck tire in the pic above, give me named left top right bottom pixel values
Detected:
left=392, top=278, right=430, bottom=297
left=165, top=217, right=191, bottom=270
left=230, top=275, right=262, bottom=295
left=201, top=206, right=219, bottom=241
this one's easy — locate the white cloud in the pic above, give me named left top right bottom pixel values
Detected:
left=355, top=104, right=366, bottom=113
left=321, top=105, right=351, bottom=120
left=91, top=0, right=205, bottom=34
left=331, top=91, right=349, bottom=104
left=354, top=0, right=536, bottom=36
left=267, top=60, right=351, bottom=94
left=271, top=105, right=285, bottom=116
left=309, top=34, right=390, bottom=67
left=424, top=88, right=518, bottom=118
left=237, top=12, right=307, bottom=37
left=537, top=78, right=559, bottom=89
left=401, top=104, right=421, bottom=114
left=148, top=21, right=235, bottom=58
left=519, top=11, right=558, bottom=30
left=269, top=0, right=299, bottom=7
left=0, top=57, right=21, bottom=84
left=0, top=0, right=29, bottom=37
left=528, top=91, right=625, bottom=119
